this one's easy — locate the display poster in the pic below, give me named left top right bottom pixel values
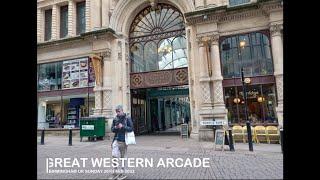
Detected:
left=63, top=57, right=91, bottom=89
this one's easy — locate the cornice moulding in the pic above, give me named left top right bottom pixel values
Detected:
left=185, top=0, right=282, bottom=25
left=37, top=28, right=117, bottom=49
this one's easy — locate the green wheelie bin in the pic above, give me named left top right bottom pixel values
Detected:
left=80, top=116, right=105, bottom=141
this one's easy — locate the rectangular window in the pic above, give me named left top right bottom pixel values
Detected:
left=44, top=9, right=52, bottom=41
left=76, top=1, right=86, bottom=35
left=38, top=62, right=62, bottom=91
left=224, top=84, right=278, bottom=125
left=60, top=6, right=68, bottom=38
left=229, top=0, right=250, bottom=6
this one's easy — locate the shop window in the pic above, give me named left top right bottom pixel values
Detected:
left=38, top=57, right=94, bottom=91
left=38, top=62, right=62, bottom=91
left=45, top=102, right=63, bottom=128
left=224, top=84, right=278, bottom=125
left=220, top=32, right=274, bottom=78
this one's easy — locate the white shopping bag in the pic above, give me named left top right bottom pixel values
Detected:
left=125, top=131, right=136, bottom=145
left=111, top=140, right=120, bottom=158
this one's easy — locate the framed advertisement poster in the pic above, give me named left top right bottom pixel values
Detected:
left=62, top=57, right=92, bottom=89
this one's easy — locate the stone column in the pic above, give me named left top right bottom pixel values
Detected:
left=90, top=0, right=101, bottom=30
left=51, top=4, right=58, bottom=40
left=196, top=37, right=213, bottom=109
left=68, top=0, right=75, bottom=37
left=85, top=0, right=91, bottom=32
left=93, top=86, right=103, bottom=115
left=197, top=36, right=214, bottom=141
left=270, top=24, right=283, bottom=128
left=102, top=49, right=113, bottom=119
left=37, top=8, right=43, bottom=42
left=210, top=34, right=228, bottom=125
left=101, top=0, right=109, bottom=27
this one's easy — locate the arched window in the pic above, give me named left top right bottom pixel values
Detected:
left=220, top=32, right=274, bottom=78
left=129, top=4, right=186, bottom=73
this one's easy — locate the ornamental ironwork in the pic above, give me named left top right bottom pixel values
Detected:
left=130, top=4, right=185, bottom=40
left=130, top=67, right=188, bottom=89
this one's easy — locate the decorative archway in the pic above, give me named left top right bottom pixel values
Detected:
left=109, top=0, right=195, bottom=36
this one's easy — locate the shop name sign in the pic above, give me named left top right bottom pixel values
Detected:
left=200, top=120, right=227, bottom=126
left=82, top=125, right=94, bottom=130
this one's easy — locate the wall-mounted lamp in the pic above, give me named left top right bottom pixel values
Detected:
left=244, top=77, right=251, bottom=84
left=239, top=40, right=246, bottom=48
left=257, top=96, right=265, bottom=103
left=233, top=97, right=241, bottom=104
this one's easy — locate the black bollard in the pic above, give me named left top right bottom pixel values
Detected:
left=246, top=121, right=253, bottom=151
left=228, top=129, right=235, bottom=151
left=280, top=128, right=283, bottom=153
left=68, top=129, right=72, bottom=146
left=40, top=129, right=45, bottom=145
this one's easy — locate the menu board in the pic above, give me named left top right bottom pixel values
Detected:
left=63, top=58, right=89, bottom=89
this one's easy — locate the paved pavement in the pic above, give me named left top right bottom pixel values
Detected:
left=37, top=135, right=283, bottom=179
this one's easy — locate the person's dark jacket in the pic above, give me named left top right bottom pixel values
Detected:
left=111, top=113, right=133, bottom=142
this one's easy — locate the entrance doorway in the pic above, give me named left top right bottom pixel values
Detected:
left=131, top=86, right=190, bottom=135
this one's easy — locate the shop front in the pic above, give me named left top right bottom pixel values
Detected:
left=219, top=31, right=279, bottom=127
left=37, top=56, right=96, bottom=129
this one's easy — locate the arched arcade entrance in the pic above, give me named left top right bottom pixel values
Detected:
left=128, top=3, right=191, bottom=135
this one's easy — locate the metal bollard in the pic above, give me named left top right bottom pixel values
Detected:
left=68, top=129, right=72, bottom=146
left=246, top=121, right=253, bottom=151
left=280, top=128, right=283, bottom=153
left=228, top=129, right=235, bottom=151
left=40, top=129, right=45, bottom=145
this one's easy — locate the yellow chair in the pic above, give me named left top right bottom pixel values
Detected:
left=232, top=125, right=244, bottom=143
left=266, top=126, right=280, bottom=144
left=242, top=126, right=256, bottom=143
left=254, top=126, right=268, bottom=143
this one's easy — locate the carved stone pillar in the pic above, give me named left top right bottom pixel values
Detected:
left=196, top=37, right=209, bottom=78
left=68, top=0, right=75, bottom=37
left=93, top=87, right=102, bottom=115
left=85, top=0, right=91, bottom=32
left=270, top=24, right=283, bottom=128
left=196, top=37, right=213, bottom=110
left=37, top=9, right=42, bottom=42
left=196, top=36, right=214, bottom=141
left=51, top=4, right=58, bottom=40
left=210, top=34, right=228, bottom=124
left=101, top=49, right=113, bottom=118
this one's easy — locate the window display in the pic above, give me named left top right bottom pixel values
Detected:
left=38, top=62, right=62, bottom=91
left=38, top=57, right=95, bottom=91
left=224, top=84, right=277, bottom=125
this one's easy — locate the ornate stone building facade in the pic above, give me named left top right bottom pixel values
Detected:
left=37, top=0, right=283, bottom=141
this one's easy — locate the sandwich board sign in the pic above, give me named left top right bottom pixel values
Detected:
left=181, top=123, right=188, bottom=139
left=214, top=130, right=225, bottom=151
